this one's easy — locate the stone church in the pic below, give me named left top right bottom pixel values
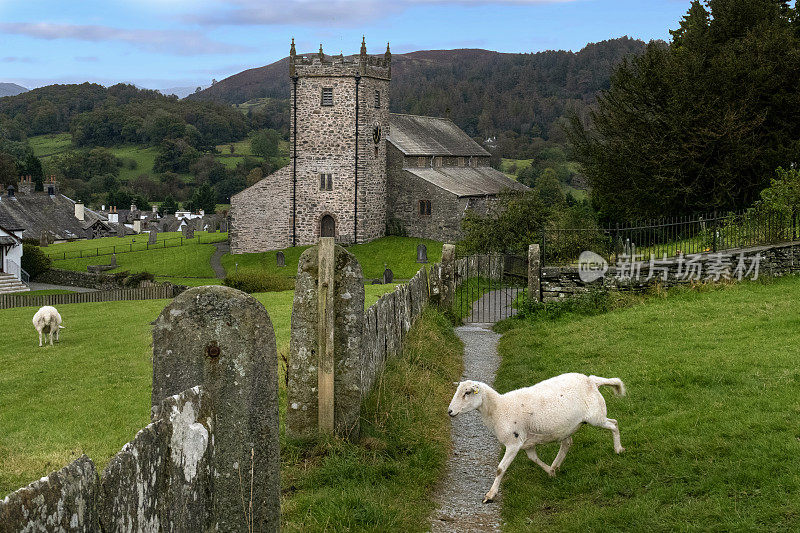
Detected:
left=230, top=39, right=526, bottom=254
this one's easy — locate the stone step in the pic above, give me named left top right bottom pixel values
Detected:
left=0, top=273, right=30, bottom=294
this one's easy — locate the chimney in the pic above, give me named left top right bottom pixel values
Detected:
left=108, top=206, right=118, bottom=224
left=46, top=175, right=58, bottom=196
left=75, top=201, right=85, bottom=221
left=133, top=219, right=142, bottom=233
left=131, top=204, right=137, bottom=212
left=101, top=204, right=106, bottom=211
left=6, top=184, right=15, bottom=198
left=17, top=175, right=33, bottom=194
left=152, top=205, right=158, bottom=213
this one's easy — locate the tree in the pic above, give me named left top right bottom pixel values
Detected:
left=570, top=0, right=800, bottom=220
left=189, top=183, right=217, bottom=214
left=161, top=195, right=178, bottom=214
left=249, top=129, right=281, bottom=159
left=153, top=139, right=200, bottom=174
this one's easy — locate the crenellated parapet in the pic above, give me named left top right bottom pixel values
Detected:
left=289, top=37, right=391, bottom=80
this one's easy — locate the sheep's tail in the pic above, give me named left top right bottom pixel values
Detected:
left=590, top=375, right=626, bottom=397
left=59, top=325, right=65, bottom=329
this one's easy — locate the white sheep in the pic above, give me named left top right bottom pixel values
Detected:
left=32, top=306, right=65, bottom=347
left=448, top=373, right=626, bottom=503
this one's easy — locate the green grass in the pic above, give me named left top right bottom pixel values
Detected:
left=46, top=232, right=228, bottom=283
left=28, top=133, right=73, bottom=158
left=224, top=236, right=443, bottom=281
left=281, top=308, right=462, bottom=531
left=493, top=278, right=800, bottom=531
left=109, top=145, right=162, bottom=181
left=0, top=283, right=398, bottom=498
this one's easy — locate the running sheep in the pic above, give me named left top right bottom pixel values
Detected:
left=32, top=305, right=65, bottom=347
left=448, top=373, right=626, bottom=503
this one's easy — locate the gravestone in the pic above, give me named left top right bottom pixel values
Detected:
left=116, top=220, right=125, bottom=237
left=182, top=224, right=194, bottom=239
left=416, top=243, right=428, bottom=263
left=220, top=218, right=228, bottom=233
left=383, top=267, right=394, bottom=284
left=287, top=239, right=365, bottom=438
left=440, top=244, right=456, bottom=308
left=40, top=230, right=49, bottom=247
left=276, top=251, right=285, bottom=267
left=148, top=226, right=158, bottom=245
left=151, top=285, right=281, bottom=532
left=528, top=243, right=541, bottom=304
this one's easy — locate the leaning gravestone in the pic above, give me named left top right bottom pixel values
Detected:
left=39, top=230, right=48, bottom=247
left=287, top=239, right=365, bottom=438
left=148, top=226, right=158, bottom=245
left=416, top=243, right=428, bottom=263
left=150, top=285, right=281, bottom=532
left=383, top=267, right=394, bottom=284
left=276, top=251, right=285, bottom=267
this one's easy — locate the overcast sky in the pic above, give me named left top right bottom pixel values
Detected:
left=0, top=0, right=692, bottom=91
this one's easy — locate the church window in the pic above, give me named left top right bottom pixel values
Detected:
left=434, top=156, right=442, bottom=168
left=374, top=90, right=381, bottom=108
left=418, top=157, right=426, bottom=167
left=321, top=87, right=334, bottom=106
left=419, top=199, right=431, bottom=216
left=458, top=157, right=465, bottom=167
left=319, top=173, right=333, bottom=191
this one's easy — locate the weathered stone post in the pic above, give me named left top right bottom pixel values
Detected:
left=287, top=239, right=365, bottom=438
left=150, top=285, right=280, bottom=532
left=148, top=226, right=158, bottom=245
left=528, top=243, right=541, bottom=304
left=440, top=243, right=456, bottom=309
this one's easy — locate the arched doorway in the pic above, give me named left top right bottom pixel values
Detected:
left=320, top=215, right=336, bottom=238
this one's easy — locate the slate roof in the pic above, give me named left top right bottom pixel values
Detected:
left=388, top=113, right=490, bottom=157
left=402, top=166, right=528, bottom=197
left=0, top=211, right=25, bottom=232
left=0, top=192, right=111, bottom=240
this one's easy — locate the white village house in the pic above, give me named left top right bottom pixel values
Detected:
left=0, top=211, right=28, bottom=293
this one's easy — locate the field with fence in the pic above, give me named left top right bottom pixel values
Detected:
left=543, top=209, right=799, bottom=266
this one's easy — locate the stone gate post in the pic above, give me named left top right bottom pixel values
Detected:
left=440, top=244, right=456, bottom=309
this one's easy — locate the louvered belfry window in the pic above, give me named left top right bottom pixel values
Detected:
left=319, top=173, right=333, bottom=191
left=321, top=88, right=333, bottom=106
left=419, top=200, right=431, bottom=216
left=374, top=90, right=381, bottom=108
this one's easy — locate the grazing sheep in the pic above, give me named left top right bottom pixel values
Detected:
left=32, top=306, right=65, bottom=347
left=448, top=373, right=626, bottom=503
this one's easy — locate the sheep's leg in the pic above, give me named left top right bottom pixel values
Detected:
left=550, top=437, right=573, bottom=472
left=595, top=418, right=624, bottom=453
left=483, top=443, right=521, bottom=504
left=49, top=330, right=54, bottom=346
left=38, top=331, right=43, bottom=347
left=525, top=446, right=555, bottom=477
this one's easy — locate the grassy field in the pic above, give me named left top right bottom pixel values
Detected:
left=47, top=232, right=227, bottom=283
left=223, top=236, right=443, bottom=281
left=493, top=278, right=800, bottom=531
left=28, top=133, right=73, bottom=158
left=501, top=157, right=588, bottom=201
left=0, top=283, right=399, bottom=497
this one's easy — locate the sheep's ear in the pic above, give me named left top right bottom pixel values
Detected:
left=452, top=381, right=460, bottom=387
left=470, top=385, right=480, bottom=394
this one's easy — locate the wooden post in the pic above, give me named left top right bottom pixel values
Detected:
left=317, top=237, right=335, bottom=434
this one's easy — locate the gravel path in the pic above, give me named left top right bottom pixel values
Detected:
left=430, top=324, right=502, bottom=532
left=27, top=282, right=97, bottom=293
left=210, top=242, right=229, bottom=279
left=466, top=288, right=522, bottom=324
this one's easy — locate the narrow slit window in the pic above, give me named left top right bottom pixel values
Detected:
left=321, top=87, right=334, bottom=106
left=374, top=90, right=381, bottom=108
left=319, top=173, right=333, bottom=191
left=419, top=200, right=431, bottom=216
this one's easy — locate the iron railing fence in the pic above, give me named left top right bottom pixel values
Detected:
left=44, top=232, right=228, bottom=262
left=542, top=209, right=798, bottom=266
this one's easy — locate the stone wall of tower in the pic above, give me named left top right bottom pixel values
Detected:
left=291, top=50, right=390, bottom=246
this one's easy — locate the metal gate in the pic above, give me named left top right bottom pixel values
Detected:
left=455, top=253, right=528, bottom=324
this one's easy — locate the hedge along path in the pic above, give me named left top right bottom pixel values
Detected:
left=430, top=324, right=502, bottom=533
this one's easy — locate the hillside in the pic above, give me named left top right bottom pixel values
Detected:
left=188, top=37, right=648, bottom=156
left=0, top=83, right=28, bottom=98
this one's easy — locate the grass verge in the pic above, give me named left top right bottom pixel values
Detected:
left=280, top=308, right=463, bottom=532
left=493, top=276, right=800, bottom=531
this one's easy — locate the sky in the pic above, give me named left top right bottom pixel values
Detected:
left=0, top=0, right=693, bottom=91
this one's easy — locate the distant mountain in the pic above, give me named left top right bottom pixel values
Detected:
left=0, top=83, right=28, bottom=98
left=162, top=85, right=210, bottom=99
left=187, top=37, right=648, bottom=155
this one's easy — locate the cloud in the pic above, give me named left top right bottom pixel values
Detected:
left=0, top=22, right=254, bottom=56
left=188, top=0, right=573, bottom=26
left=2, top=56, right=35, bottom=63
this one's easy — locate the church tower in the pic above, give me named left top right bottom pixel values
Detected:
left=288, top=37, right=391, bottom=245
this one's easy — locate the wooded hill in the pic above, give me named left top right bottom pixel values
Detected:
left=188, top=37, right=648, bottom=157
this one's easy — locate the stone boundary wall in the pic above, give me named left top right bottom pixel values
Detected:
left=361, top=265, right=434, bottom=395
left=0, top=286, right=281, bottom=532
left=0, top=284, right=187, bottom=310
left=541, top=242, right=800, bottom=302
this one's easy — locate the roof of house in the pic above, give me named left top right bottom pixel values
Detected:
left=402, top=166, right=528, bottom=197
left=0, top=192, right=111, bottom=240
left=388, top=114, right=490, bottom=157
left=0, top=212, right=25, bottom=232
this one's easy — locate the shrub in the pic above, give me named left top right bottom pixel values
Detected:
left=223, top=270, right=295, bottom=293
left=21, top=243, right=52, bottom=279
